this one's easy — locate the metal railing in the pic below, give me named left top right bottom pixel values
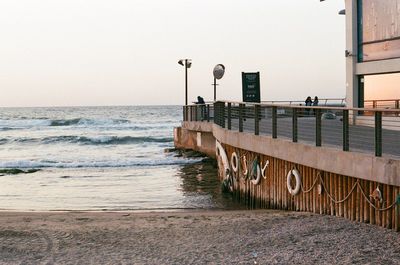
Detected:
left=200, top=101, right=400, bottom=158
left=262, top=98, right=346, bottom=107
left=364, top=99, right=400, bottom=110
left=183, top=104, right=214, bottom=122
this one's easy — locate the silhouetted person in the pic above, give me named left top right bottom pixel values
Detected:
left=305, top=96, right=312, bottom=116
left=196, top=96, right=206, bottom=120
left=313, top=96, right=319, bottom=106
left=312, top=96, right=319, bottom=115
left=196, top=96, right=205, bottom=104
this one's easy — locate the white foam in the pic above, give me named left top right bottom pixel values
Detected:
left=0, top=119, right=51, bottom=129
left=0, top=157, right=202, bottom=169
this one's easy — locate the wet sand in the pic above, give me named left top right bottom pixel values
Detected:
left=0, top=210, right=399, bottom=264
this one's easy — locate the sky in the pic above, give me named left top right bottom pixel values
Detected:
left=0, top=0, right=349, bottom=107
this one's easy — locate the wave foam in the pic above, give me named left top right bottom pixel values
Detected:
left=44, top=135, right=173, bottom=145
left=0, top=157, right=201, bottom=169
left=49, top=118, right=131, bottom=127
left=0, top=135, right=173, bottom=145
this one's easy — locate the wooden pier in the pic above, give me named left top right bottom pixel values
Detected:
left=175, top=101, right=400, bottom=231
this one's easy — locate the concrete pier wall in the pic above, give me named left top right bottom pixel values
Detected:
left=174, top=123, right=215, bottom=157
left=174, top=121, right=400, bottom=231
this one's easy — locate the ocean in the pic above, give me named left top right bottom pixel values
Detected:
left=0, top=105, right=239, bottom=211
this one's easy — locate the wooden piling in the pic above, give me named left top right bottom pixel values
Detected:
left=344, top=176, right=348, bottom=220
left=364, top=180, right=370, bottom=223
left=329, top=172, right=335, bottom=215
left=395, top=187, right=400, bottom=231
left=387, top=185, right=392, bottom=229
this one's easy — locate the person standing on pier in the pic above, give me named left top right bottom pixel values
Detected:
left=305, top=96, right=312, bottom=116
left=196, top=96, right=206, bottom=120
left=313, top=96, right=319, bottom=106
left=312, top=96, right=319, bottom=115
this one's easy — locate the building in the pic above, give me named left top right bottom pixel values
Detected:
left=345, top=0, right=400, bottom=109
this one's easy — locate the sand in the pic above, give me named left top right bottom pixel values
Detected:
left=0, top=210, right=399, bottom=265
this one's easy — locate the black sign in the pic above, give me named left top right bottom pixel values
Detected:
left=242, top=72, right=260, bottom=102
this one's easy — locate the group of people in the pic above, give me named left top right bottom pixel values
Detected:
left=305, top=96, right=319, bottom=106
left=304, top=96, right=319, bottom=116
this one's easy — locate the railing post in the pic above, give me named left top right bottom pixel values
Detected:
left=207, top=104, right=210, bottom=122
left=227, top=103, right=232, bottom=130
left=218, top=102, right=222, bottom=126
left=221, top=102, right=225, bottom=128
left=292, top=108, right=297, bottom=142
left=239, top=104, right=244, bottom=132
left=255, top=104, right=260, bottom=135
left=183, top=106, right=186, bottom=121
left=316, top=109, right=322, bottom=147
left=343, top=110, right=349, bottom=151
left=272, top=106, right=277, bottom=139
left=190, top=105, right=193, bottom=121
left=375, top=111, right=382, bottom=157
left=213, top=102, right=218, bottom=125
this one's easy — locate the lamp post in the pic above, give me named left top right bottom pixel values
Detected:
left=178, top=59, right=192, bottom=106
left=212, top=64, right=225, bottom=101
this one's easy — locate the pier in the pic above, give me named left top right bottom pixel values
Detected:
left=174, top=101, right=400, bottom=231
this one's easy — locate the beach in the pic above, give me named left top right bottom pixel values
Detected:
left=1, top=209, right=399, bottom=264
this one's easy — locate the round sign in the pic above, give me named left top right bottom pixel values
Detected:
left=213, top=64, right=225, bottom=80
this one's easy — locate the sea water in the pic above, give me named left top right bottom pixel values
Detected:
left=0, top=106, right=239, bottom=211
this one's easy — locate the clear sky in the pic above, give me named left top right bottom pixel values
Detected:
left=0, top=0, right=348, bottom=107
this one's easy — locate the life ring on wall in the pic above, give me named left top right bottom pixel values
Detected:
left=261, top=160, right=269, bottom=179
left=250, top=162, right=261, bottom=185
left=215, top=140, right=230, bottom=180
left=287, top=169, right=301, bottom=196
left=230, top=152, right=239, bottom=173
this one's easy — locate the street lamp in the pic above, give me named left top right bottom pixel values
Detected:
left=212, top=64, right=225, bottom=101
left=178, top=59, right=192, bottom=106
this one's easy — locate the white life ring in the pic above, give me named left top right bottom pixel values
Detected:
left=261, top=160, right=269, bottom=179
left=215, top=140, right=230, bottom=180
left=250, top=163, right=261, bottom=185
left=287, top=169, right=301, bottom=196
left=230, top=152, right=239, bottom=173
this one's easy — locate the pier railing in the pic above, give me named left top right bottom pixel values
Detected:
left=262, top=98, right=346, bottom=107
left=183, top=101, right=400, bottom=158
left=183, top=103, right=214, bottom=122
left=364, top=99, right=400, bottom=111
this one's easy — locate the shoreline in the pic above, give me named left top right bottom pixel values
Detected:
left=0, top=209, right=399, bottom=264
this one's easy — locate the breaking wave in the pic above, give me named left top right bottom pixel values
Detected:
left=0, top=118, right=175, bottom=131
left=1, top=135, right=173, bottom=145
left=49, top=118, right=130, bottom=127
left=0, top=157, right=202, bottom=169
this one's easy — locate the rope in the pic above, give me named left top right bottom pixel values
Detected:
left=357, top=182, right=397, bottom=211
left=319, top=174, right=359, bottom=204
left=300, top=171, right=319, bottom=193
left=319, top=172, right=398, bottom=211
